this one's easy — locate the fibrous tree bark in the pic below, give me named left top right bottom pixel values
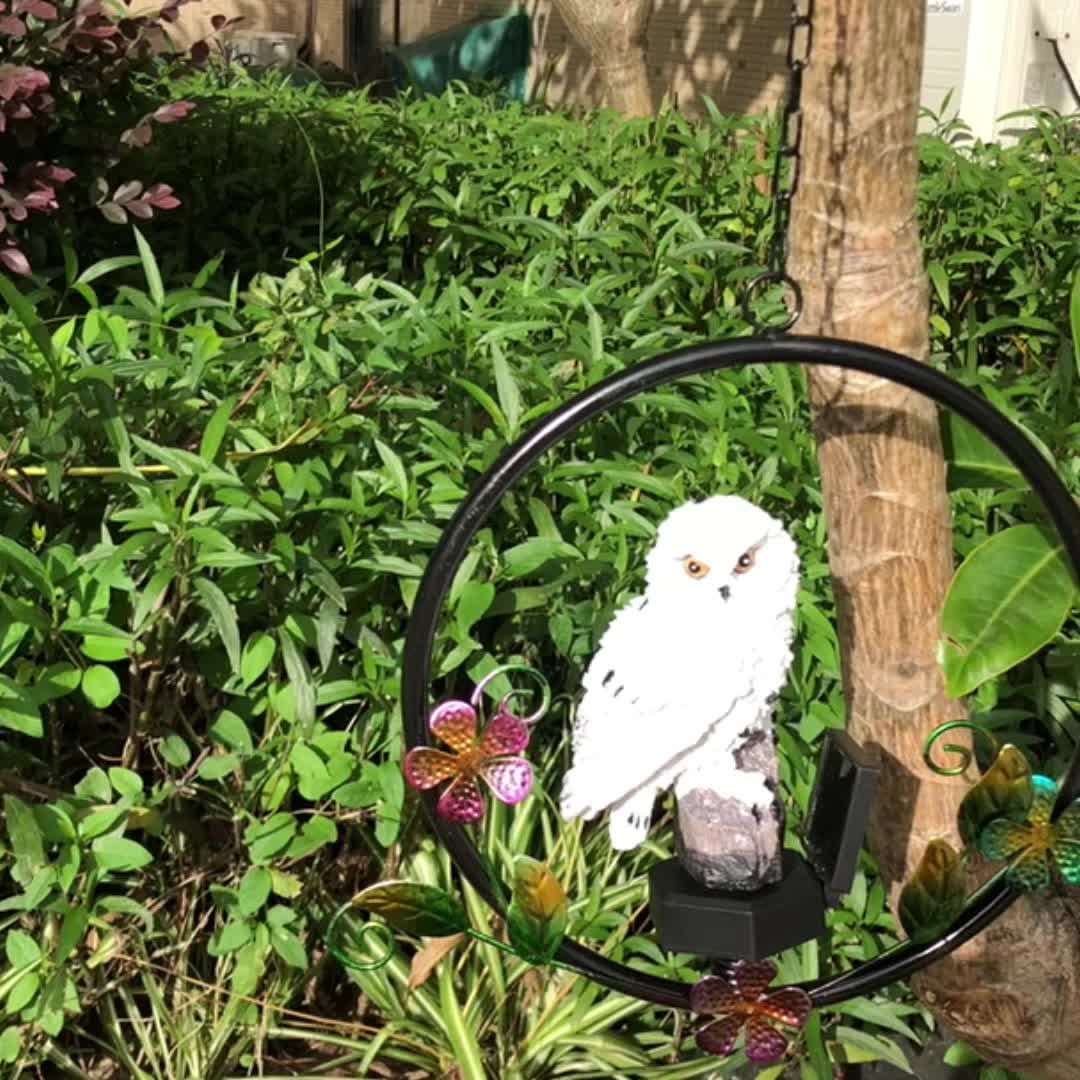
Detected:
left=549, top=0, right=655, bottom=117
left=788, top=2, right=1080, bottom=1076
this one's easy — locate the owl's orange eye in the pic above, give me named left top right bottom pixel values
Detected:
left=682, top=557, right=710, bottom=580
left=734, top=549, right=756, bottom=574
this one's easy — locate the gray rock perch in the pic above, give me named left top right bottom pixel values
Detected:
left=676, top=727, right=785, bottom=891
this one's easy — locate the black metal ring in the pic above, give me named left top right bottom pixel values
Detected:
left=741, top=270, right=803, bottom=333
left=402, top=335, right=1080, bottom=1010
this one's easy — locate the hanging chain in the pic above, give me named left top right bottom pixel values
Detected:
left=742, top=0, right=813, bottom=334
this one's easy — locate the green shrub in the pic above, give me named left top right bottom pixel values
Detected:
left=0, top=85, right=1076, bottom=1076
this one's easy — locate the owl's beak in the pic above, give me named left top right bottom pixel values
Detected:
left=718, top=585, right=731, bottom=600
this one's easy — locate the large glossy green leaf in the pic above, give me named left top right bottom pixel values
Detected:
left=957, top=744, right=1033, bottom=847
left=352, top=880, right=469, bottom=938
left=506, top=856, right=568, bottom=964
left=898, top=839, right=967, bottom=945
left=939, top=414, right=1023, bottom=491
left=941, top=524, right=1076, bottom=698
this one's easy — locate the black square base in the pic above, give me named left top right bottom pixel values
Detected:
left=648, top=850, right=826, bottom=960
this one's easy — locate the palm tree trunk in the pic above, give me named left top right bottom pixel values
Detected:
left=788, top=1, right=1080, bottom=1074
left=549, top=0, right=655, bottom=117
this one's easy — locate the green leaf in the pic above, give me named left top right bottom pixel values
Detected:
left=3, top=796, right=44, bottom=884
left=957, top=744, right=1033, bottom=847
left=241, top=632, right=276, bottom=688
left=289, top=743, right=332, bottom=800
left=827, top=998, right=918, bottom=1041
left=286, top=815, right=337, bottom=860
left=200, top=398, right=234, bottom=463
left=107, top=767, right=144, bottom=799
left=803, top=1011, right=831, bottom=1080
left=30, top=663, right=81, bottom=706
left=133, top=226, right=164, bottom=307
left=942, top=525, right=1076, bottom=698
left=80, top=635, right=129, bottom=663
left=316, top=597, right=338, bottom=671
left=0, top=676, right=42, bottom=737
left=160, top=734, right=191, bottom=767
left=270, top=924, right=308, bottom=968
left=0, top=1026, right=21, bottom=1063
left=353, top=881, right=469, bottom=938
left=455, top=581, right=494, bottom=636
left=91, top=835, right=154, bottom=873
left=0, top=617, right=27, bottom=668
left=245, top=813, right=298, bottom=863
left=132, top=568, right=175, bottom=632
left=237, top=866, right=272, bottom=916
left=210, top=918, right=252, bottom=956
left=270, top=869, right=302, bottom=898
left=5, top=929, right=40, bottom=969
left=198, top=753, right=238, bottom=781
left=898, top=839, right=968, bottom=944
left=374, top=438, right=409, bottom=505
left=501, top=538, right=582, bottom=579
left=278, top=628, right=315, bottom=732
left=61, top=618, right=130, bottom=640
left=81, top=665, right=121, bottom=709
left=492, top=350, right=522, bottom=437
left=34, top=805, right=75, bottom=844
left=940, top=414, right=1024, bottom=491
left=0, top=537, right=49, bottom=598
left=78, top=805, right=128, bottom=840
left=209, top=709, right=253, bottom=754
left=0, top=275, right=55, bottom=372
left=506, top=857, right=568, bottom=964
left=56, top=907, right=89, bottom=964
left=75, top=254, right=142, bottom=286
left=194, top=577, right=242, bottom=675
left=75, top=766, right=112, bottom=803
left=5, top=970, right=40, bottom=1013
left=333, top=777, right=381, bottom=809
left=944, top=1042, right=983, bottom=1067
left=927, top=261, right=950, bottom=311
left=835, top=1027, right=912, bottom=1073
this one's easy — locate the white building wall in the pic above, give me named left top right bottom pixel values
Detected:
left=923, top=0, right=973, bottom=120
left=948, top=0, right=1080, bottom=141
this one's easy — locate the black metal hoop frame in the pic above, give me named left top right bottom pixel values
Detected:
left=401, top=335, right=1080, bottom=1010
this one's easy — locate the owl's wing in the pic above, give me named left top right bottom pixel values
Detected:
left=559, top=598, right=756, bottom=823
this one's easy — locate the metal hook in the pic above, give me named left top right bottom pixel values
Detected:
left=741, top=270, right=803, bottom=334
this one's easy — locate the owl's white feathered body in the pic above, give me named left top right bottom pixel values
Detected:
left=560, top=495, right=799, bottom=851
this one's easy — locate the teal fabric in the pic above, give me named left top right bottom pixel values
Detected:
left=388, top=11, right=530, bottom=101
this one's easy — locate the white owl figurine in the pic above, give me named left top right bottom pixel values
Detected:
left=560, top=495, right=800, bottom=851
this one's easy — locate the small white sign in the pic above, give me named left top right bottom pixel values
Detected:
left=928, top=0, right=963, bottom=14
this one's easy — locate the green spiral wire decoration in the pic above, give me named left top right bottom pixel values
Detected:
left=325, top=902, right=398, bottom=972
left=922, top=719, right=1001, bottom=777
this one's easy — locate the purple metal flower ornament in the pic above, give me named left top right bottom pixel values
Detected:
left=403, top=665, right=549, bottom=825
left=691, top=959, right=812, bottom=1064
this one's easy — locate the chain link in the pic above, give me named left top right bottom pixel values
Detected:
left=742, top=0, right=813, bottom=333
left=769, top=0, right=813, bottom=273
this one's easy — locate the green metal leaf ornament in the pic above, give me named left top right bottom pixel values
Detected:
left=898, top=839, right=968, bottom=944
left=956, top=744, right=1033, bottom=847
left=352, top=880, right=470, bottom=938
left=506, top=856, right=568, bottom=964
left=978, top=775, right=1080, bottom=892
